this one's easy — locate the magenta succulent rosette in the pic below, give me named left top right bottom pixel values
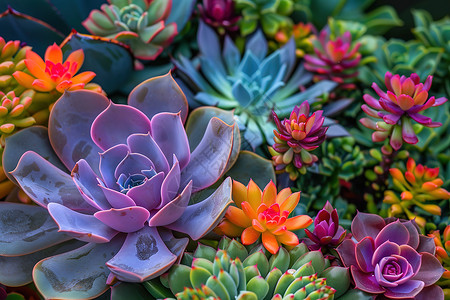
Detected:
left=360, top=72, right=448, bottom=150
left=0, top=74, right=237, bottom=297
left=337, top=212, right=445, bottom=299
left=304, top=201, right=347, bottom=251
left=198, top=0, right=240, bottom=34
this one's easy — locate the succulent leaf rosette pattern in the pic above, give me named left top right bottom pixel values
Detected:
left=2, top=74, right=237, bottom=295
left=83, top=0, right=178, bottom=60
left=337, top=212, right=445, bottom=299
left=360, top=72, right=448, bottom=150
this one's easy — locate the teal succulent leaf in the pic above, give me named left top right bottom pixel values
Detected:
left=175, top=22, right=335, bottom=149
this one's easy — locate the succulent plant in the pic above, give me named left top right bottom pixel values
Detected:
left=303, top=201, right=347, bottom=251
left=271, top=22, right=315, bottom=57
left=268, top=102, right=328, bottom=180
left=318, top=137, right=365, bottom=181
left=83, top=0, right=178, bottom=60
left=0, top=37, right=31, bottom=96
left=234, top=0, right=294, bottom=37
left=165, top=238, right=350, bottom=299
left=360, top=71, right=448, bottom=150
left=384, top=158, right=450, bottom=227
left=0, top=74, right=239, bottom=298
left=198, top=0, right=241, bottom=35
left=0, top=91, right=35, bottom=137
left=428, top=225, right=450, bottom=294
left=337, top=212, right=445, bottom=299
left=304, top=29, right=362, bottom=90
left=215, top=179, right=312, bottom=254
left=412, top=9, right=450, bottom=94
left=174, top=22, right=336, bottom=149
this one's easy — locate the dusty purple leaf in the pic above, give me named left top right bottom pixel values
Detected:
left=99, top=144, right=130, bottom=190
left=49, top=90, right=109, bottom=174
left=33, top=236, right=124, bottom=299
left=11, top=151, right=95, bottom=213
left=150, top=112, right=190, bottom=169
left=0, top=202, right=71, bottom=256
left=0, top=239, right=85, bottom=287
left=180, top=117, right=234, bottom=193
left=351, top=211, right=385, bottom=241
left=3, top=126, right=67, bottom=184
left=159, top=155, right=180, bottom=209
left=126, top=172, right=164, bottom=211
left=149, top=181, right=192, bottom=227
left=127, top=133, right=170, bottom=175
left=94, top=206, right=150, bottom=233
left=411, top=252, right=445, bottom=286
left=106, top=226, right=177, bottom=282
left=165, top=177, right=232, bottom=240
left=48, top=203, right=118, bottom=243
left=100, top=186, right=136, bottom=209
left=374, top=221, right=409, bottom=248
left=128, top=72, right=188, bottom=123
left=91, top=102, right=152, bottom=151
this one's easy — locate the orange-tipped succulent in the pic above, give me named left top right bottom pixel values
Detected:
left=215, top=179, right=313, bottom=254
left=428, top=225, right=450, bottom=290
left=384, top=157, right=450, bottom=227
left=13, top=43, right=101, bottom=95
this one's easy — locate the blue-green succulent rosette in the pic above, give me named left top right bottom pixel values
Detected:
left=0, top=74, right=238, bottom=299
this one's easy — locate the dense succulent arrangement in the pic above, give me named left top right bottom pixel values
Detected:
left=0, top=1, right=448, bottom=300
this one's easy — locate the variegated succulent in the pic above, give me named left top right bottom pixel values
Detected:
left=164, top=238, right=350, bottom=299
left=175, top=22, right=336, bottom=149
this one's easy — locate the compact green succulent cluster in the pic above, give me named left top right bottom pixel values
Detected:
left=0, top=38, right=31, bottom=96
left=164, top=238, right=349, bottom=300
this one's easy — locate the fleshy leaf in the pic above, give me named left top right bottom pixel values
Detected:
left=0, top=239, right=85, bottom=287
left=165, top=177, right=232, bottom=240
left=106, top=226, right=177, bottom=282
left=0, top=202, right=71, bottom=256
left=150, top=112, right=190, bottom=170
left=33, top=236, right=124, bottom=299
left=185, top=106, right=240, bottom=172
left=351, top=211, right=385, bottom=241
left=180, top=117, right=233, bottom=192
left=3, top=126, right=67, bottom=184
left=49, top=90, right=109, bottom=174
left=91, top=102, right=152, bottom=151
left=128, top=72, right=188, bottom=123
left=11, top=151, right=95, bottom=213
left=48, top=203, right=118, bottom=243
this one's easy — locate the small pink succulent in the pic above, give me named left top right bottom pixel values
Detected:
left=360, top=72, right=448, bottom=150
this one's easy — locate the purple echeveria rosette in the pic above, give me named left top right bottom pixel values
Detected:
left=304, top=201, right=347, bottom=251
left=337, top=212, right=445, bottom=299
left=8, top=73, right=236, bottom=285
left=360, top=72, right=448, bottom=150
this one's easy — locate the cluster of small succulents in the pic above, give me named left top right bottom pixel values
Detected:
left=0, top=1, right=448, bottom=300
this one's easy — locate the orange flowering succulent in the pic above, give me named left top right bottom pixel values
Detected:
left=428, top=225, right=450, bottom=289
left=384, top=157, right=450, bottom=227
left=13, top=43, right=101, bottom=94
left=215, top=179, right=313, bottom=254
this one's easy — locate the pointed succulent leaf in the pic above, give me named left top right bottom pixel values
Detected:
left=185, top=106, right=240, bottom=172
left=192, top=258, right=214, bottom=274
left=247, top=276, right=269, bottom=299
left=226, top=239, right=249, bottom=262
left=3, top=126, right=67, bottom=184
left=106, top=226, right=177, bottom=282
left=49, top=90, right=109, bottom=174
left=33, top=236, right=124, bottom=299
left=244, top=265, right=261, bottom=282
left=191, top=266, right=213, bottom=288
left=273, top=272, right=295, bottom=296
left=246, top=30, right=268, bottom=61
left=236, top=291, right=258, bottom=300
left=128, top=72, right=188, bottom=124
left=266, top=268, right=283, bottom=298
left=243, top=251, right=270, bottom=277
left=168, top=264, right=192, bottom=295
left=291, top=251, right=326, bottom=274
left=0, top=202, right=72, bottom=256
left=269, top=247, right=290, bottom=273
left=11, top=151, right=95, bottom=213
left=197, top=21, right=226, bottom=75
left=180, top=117, right=234, bottom=192
left=288, top=244, right=309, bottom=267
